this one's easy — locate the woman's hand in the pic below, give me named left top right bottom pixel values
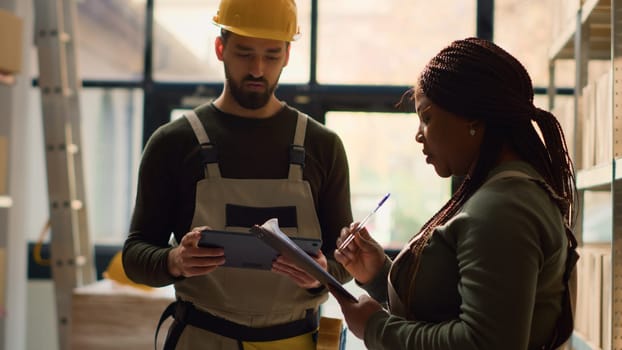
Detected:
left=334, top=223, right=386, bottom=284
left=167, top=226, right=225, bottom=277
left=330, top=286, right=383, bottom=340
left=272, top=250, right=328, bottom=289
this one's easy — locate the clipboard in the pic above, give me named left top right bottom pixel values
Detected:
left=250, top=218, right=358, bottom=303
left=199, top=229, right=321, bottom=270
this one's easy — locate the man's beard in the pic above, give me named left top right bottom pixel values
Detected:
left=225, top=66, right=279, bottom=110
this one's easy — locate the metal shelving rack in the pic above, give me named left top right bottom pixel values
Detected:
left=548, top=0, right=622, bottom=349
left=610, top=1, right=622, bottom=348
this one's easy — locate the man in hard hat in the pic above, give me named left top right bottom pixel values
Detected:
left=122, top=0, right=353, bottom=349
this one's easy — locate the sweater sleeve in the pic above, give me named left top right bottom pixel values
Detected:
left=363, top=188, right=549, bottom=350
left=122, top=126, right=183, bottom=287
left=360, top=257, right=393, bottom=304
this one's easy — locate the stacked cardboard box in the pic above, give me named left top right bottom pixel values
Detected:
left=317, top=317, right=344, bottom=350
left=594, top=69, right=612, bottom=165
left=574, top=244, right=610, bottom=349
left=581, top=82, right=596, bottom=169
left=71, top=280, right=175, bottom=350
left=580, top=69, right=613, bottom=169
left=0, top=137, right=7, bottom=195
left=0, top=9, right=23, bottom=75
left=550, top=97, right=575, bottom=162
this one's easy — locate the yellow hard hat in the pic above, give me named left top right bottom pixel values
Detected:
left=103, top=251, right=154, bottom=292
left=213, top=0, right=300, bottom=42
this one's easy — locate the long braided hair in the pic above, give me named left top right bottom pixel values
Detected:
left=399, top=37, right=577, bottom=310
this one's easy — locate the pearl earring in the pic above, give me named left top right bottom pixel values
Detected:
left=469, top=128, right=476, bottom=136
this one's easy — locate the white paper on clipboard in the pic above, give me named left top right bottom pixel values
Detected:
left=250, top=218, right=357, bottom=303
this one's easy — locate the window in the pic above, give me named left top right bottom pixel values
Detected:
left=31, top=0, right=147, bottom=80
left=326, top=111, right=451, bottom=249
left=152, top=0, right=311, bottom=83
left=324, top=111, right=449, bottom=350
left=494, top=0, right=574, bottom=87
left=317, top=0, right=476, bottom=84
left=25, top=88, right=143, bottom=244
left=80, top=89, right=144, bottom=243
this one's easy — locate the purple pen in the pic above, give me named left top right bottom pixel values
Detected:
left=338, top=193, right=390, bottom=252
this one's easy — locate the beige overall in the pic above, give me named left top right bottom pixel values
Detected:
left=169, top=110, right=327, bottom=349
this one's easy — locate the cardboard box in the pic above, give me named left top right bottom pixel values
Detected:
left=0, top=136, right=7, bottom=195
left=581, top=83, right=596, bottom=169
left=574, top=246, right=588, bottom=337
left=594, top=70, right=612, bottom=165
left=601, top=252, right=611, bottom=350
left=0, top=9, right=23, bottom=74
left=588, top=251, right=602, bottom=347
left=317, top=317, right=344, bottom=350
left=71, top=280, right=175, bottom=350
left=550, top=97, right=575, bottom=162
left=0, top=248, right=5, bottom=317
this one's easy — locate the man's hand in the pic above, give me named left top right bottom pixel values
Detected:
left=271, top=250, right=328, bottom=289
left=167, top=226, right=225, bottom=277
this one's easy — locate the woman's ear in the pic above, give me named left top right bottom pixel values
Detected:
left=215, top=36, right=225, bottom=61
left=468, top=120, right=485, bottom=135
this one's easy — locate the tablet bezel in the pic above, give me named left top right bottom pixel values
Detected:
left=198, top=229, right=321, bottom=270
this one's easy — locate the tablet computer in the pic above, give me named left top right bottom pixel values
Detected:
left=198, top=229, right=321, bottom=270
left=250, top=218, right=358, bottom=302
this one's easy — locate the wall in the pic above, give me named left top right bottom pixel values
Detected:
left=27, top=281, right=57, bottom=350
left=2, top=0, right=27, bottom=349
left=2, top=0, right=52, bottom=349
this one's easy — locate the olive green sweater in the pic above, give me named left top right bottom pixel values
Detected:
left=362, top=161, right=568, bottom=350
left=123, top=103, right=353, bottom=287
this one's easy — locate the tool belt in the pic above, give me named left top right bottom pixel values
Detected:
left=155, top=300, right=319, bottom=350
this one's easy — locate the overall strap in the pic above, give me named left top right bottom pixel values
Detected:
left=288, top=112, right=308, bottom=181
left=155, top=301, right=184, bottom=350
left=185, top=110, right=221, bottom=179
left=155, top=300, right=318, bottom=348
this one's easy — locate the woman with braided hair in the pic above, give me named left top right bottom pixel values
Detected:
left=331, top=37, right=578, bottom=350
